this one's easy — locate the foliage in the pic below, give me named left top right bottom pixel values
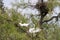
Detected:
left=0, top=8, right=60, bottom=40
left=0, top=9, right=30, bottom=40
left=0, top=0, right=60, bottom=40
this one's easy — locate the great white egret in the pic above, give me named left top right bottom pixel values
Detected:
left=28, top=27, right=41, bottom=33
left=19, top=23, right=29, bottom=27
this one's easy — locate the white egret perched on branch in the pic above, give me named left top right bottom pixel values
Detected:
left=28, top=27, right=41, bottom=33
left=19, top=23, right=29, bottom=27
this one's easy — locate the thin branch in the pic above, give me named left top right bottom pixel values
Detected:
left=42, top=16, right=58, bottom=23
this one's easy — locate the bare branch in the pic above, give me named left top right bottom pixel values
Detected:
left=42, top=16, right=58, bottom=23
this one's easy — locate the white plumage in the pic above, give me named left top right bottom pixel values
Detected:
left=28, top=27, right=41, bottom=33
left=19, top=23, right=29, bottom=27
left=44, top=0, right=48, bottom=2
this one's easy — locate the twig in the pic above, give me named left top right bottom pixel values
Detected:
left=42, top=16, right=58, bottom=23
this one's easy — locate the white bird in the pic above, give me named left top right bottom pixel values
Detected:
left=19, top=23, right=29, bottom=27
left=43, top=0, right=48, bottom=2
left=28, top=27, right=41, bottom=33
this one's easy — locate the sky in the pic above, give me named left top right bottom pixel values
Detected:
left=3, top=0, right=48, bottom=8
left=3, top=0, right=39, bottom=15
left=3, top=0, right=60, bottom=15
left=3, top=0, right=14, bottom=8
